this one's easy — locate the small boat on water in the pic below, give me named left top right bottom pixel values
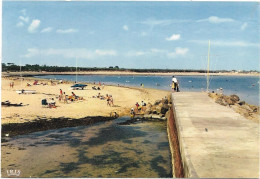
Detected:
left=16, top=90, right=36, bottom=94
left=71, top=84, right=87, bottom=90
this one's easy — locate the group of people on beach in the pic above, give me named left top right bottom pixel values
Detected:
left=58, top=89, right=84, bottom=104
left=130, top=101, right=147, bottom=118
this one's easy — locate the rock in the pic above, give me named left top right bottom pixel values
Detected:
left=159, top=113, right=165, bottom=118
left=151, top=115, right=161, bottom=119
left=161, top=117, right=167, bottom=120
left=152, top=110, right=157, bottom=114
left=215, top=98, right=227, bottom=106
left=144, top=109, right=152, bottom=115
left=209, top=93, right=219, bottom=100
left=147, top=103, right=152, bottom=108
left=248, top=105, right=259, bottom=112
left=223, top=96, right=235, bottom=105
left=238, top=101, right=246, bottom=105
left=144, top=114, right=152, bottom=118
left=161, top=104, right=169, bottom=115
left=154, top=100, right=161, bottom=105
left=165, top=110, right=170, bottom=119
left=156, top=106, right=162, bottom=114
left=230, top=94, right=240, bottom=102
left=241, top=104, right=254, bottom=112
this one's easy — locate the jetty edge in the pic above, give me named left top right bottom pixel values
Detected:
left=169, top=92, right=259, bottom=178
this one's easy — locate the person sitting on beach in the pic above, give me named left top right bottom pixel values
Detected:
left=97, top=93, right=101, bottom=98
left=130, top=108, right=135, bottom=119
left=48, top=98, right=56, bottom=108
left=141, top=101, right=146, bottom=111
left=97, top=87, right=101, bottom=90
left=92, top=86, right=97, bottom=90
left=135, top=102, right=140, bottom=111
left=71, top=92, right=78, bottom=100
left=27, top=83, right=31, bottom=87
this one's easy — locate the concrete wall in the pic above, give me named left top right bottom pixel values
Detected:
left=167, top=106, right=184, bottom=178
left=171, top=98, right=199, bottom=178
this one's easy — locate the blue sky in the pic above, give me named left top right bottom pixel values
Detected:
left=2, top=1, right=260, bottom=70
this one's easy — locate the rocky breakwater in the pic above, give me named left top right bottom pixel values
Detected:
left=143, top=97, right=172, bottom=120
left=209, top=93, right=259, bottom=122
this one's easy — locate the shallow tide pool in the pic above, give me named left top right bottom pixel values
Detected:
left=1, top=117, right=172, bottom=177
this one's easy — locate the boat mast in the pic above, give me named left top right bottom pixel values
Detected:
left=20, top=58, right=22, bottom=87
left=76, top=56, right=78, bottom=83
left=206, top=40, right=210, bottom=92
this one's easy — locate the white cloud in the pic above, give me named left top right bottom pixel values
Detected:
left=123, top=25, right=129, bottom=31
left=56, top=28, right=78, bottom=33
left=28, top=19, right=41, bottom=33
left=41, top=27, right=53, bottom=33
left=22, top=48, right=117, bottom=59
left=16, top=22, right=24, bottom=27
left=197, top=16, right=235, bottom=23
left=95, top=50, right=117, bottom=56
left=168, top=47, right=189, bottom=58
left=127, top=48, right=188, bottom=58
left=189, top=40, right=260, bottom=47
left=127, top=48, right=165, bottom=57
left=240, top=22, right=248, bottom=31
left=19, top=16, right=29, bottom=23
left=139, top=19, right=190, bottom=26
left=166, top=34, right=181, bottom=41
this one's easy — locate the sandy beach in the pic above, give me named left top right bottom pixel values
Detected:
left=1, top=76, right=170, bottom=125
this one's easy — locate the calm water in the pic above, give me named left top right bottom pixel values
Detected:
left=1, top=117, right=172, bottom=178
left=35, top=75, right=259, bottom=105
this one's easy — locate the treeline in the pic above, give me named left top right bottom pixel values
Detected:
left=1, top=63, right=255, bottom=73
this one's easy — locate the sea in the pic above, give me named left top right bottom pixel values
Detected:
left=35, top=75, right=259, bottom=106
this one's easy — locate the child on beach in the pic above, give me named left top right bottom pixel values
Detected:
left=110, top=95, right=114, bottom=107
left=106, top=94, right=111, bottom=106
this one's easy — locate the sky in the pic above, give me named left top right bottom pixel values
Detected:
left=2, top=1, right=260, bottom=70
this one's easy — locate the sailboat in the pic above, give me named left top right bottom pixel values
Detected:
left=70, top=57, right=87, bottom=90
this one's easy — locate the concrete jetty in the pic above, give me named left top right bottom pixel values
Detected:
left=172, top=92, right=259, bottom=178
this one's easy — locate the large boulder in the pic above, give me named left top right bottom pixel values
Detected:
left=238, top=101, right=246, bottom=106
left=161, top=104, right=170, bottom=115
left=223, top=96, right=235, bottom=105
left=215, top=98, right=228, bottom=106
left=154, top=100, right=161, bottom=105
left=230, top=95, right=240, bottom=102
left=156, top=106, right=162, bottom=114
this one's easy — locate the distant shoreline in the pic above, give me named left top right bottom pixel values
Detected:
left=2, top=71, right=259, bottom=77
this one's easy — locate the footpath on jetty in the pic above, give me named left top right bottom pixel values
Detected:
left=171, top=92, right=259, bottom=178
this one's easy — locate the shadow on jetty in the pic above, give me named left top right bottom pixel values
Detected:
left=2, top=116, right=117, bottom=138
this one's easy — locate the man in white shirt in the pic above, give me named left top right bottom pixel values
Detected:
left=172, top=76, right=180, bottom=92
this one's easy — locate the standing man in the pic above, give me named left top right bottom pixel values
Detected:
left=172, top=76, right=178, bottom=92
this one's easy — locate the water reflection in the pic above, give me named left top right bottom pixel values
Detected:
left=1, top=117, right=172, bottom=178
